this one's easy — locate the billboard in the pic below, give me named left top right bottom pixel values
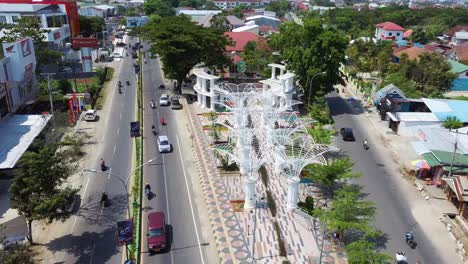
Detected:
left=117, top=219, right=134, bottom=246
left=72, top=38, right=99, bottom=48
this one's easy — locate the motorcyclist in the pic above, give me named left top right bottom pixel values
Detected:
left=118, top=81, right=122, bottom=87
left=101, top=192, right=108, bottom=206
left=160, top=116, right=165, bottom=125
left=100, top=158, right=106, bottom=171
left=150, top=100, right=155, bottom=108
left=144, top=183, right=151, bottom=196
left=363, top=139, right=368, bottom=149
left=126, top=79, right=130, bottom=85
left=405, top=231, right=414, bottom=243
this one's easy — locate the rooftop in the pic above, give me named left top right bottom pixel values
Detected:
left=375, top=22, right=405, bottom=31
left=455, top=31, right=468, bottom=40
left=444, top=26, right=468, bottom=38
left=448, top=59, right=468, bottom=74
left=224, top=32, right=260, bottom=52
left=394, top=46, right=431, bottom=60
left=422, top=98, right=468, bottom=122
left=452, top=41, right=468, bottom=61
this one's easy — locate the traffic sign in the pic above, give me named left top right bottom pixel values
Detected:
left=236, top=61, right=247, bottom=73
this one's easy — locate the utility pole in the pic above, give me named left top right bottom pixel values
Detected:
left=40, top=73, right=56, bottom=132
left=448, top=130, right=459, bottom=178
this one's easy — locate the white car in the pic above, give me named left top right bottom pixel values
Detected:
left=159, top=94, right=170, bottom=106
left=157, top=135, right=171, bottom=153
left=84, top=109, right=97, bottom=121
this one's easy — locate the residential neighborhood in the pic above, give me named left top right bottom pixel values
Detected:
left=0, top=0, right=468, bottom=264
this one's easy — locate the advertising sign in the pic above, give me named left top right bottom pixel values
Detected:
left=54, top=31, right=61, bottom=40
left=117, top=219, right=133, bottom=246
left=72, top=38, right=99, bottom=48
left=21, top=39, right=31, bottom=57
left=130, top=121, right=140, bottom=137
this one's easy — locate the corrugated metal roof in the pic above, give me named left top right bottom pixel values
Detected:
left=422, top=98, right=468, bottom=122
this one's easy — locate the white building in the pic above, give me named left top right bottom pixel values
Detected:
left=232, top=21, right=259, bottom=34
left=193, top=64, right=295, bottom=110
left=375, top=21, right=405, bottom=42
left=0, top=37, right=38, bottom=118
left=79, top=5, right=115, bottom=18
left=213, top=0, right=264, bottom=10
left=0, top=3, right=71, bottom=48
left=452, top=31, right=468, bottom=46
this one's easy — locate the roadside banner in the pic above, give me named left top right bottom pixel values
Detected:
left=117, top=219, right=133, bottom=246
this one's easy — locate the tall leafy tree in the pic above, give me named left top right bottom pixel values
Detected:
left=242, top=41, right=273, bottom=77
left=143, top=15, right=230, bottom=92
left=305, top=157, right=360, bottom=194
left=9, top=145, right=78, bottom=243
left=410, top=26, right=429, bottom=44
left=0, top=244, right=34, bottom=264
left=346, top=238, right=392, bottom=264
left=78, top=16, right=104, bottom=37
left=0, top=17, right=49, bottom=47
left=209, top=14, right=231, bottom=31
left=265, top=0, right=290, bottom=18
left=143, top=0, right=176, bottom=16
left=270, top=18, right=347, bottom=101
left=315, top=184, right=376, bottom=238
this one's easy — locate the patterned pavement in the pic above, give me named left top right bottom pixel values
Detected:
left=183, top=100, right=347, bottom=264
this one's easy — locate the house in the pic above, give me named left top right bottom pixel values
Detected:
left=452, top=31, right=468, bottom=46
left=232, top=21, right=259, bottom=34
left=226, top=15, right=245, bottom=29
left=0, top=37, right=38, bottom=118
left=375, top=22, right=405, bottom=41
left=245, top=15, right=280, bottom=29
left=424, top=42, right=452, bottom=56
left=79, top=4, right=115, bottom=18
left=403, top=29, right=413, bottom=39
left=225, top=32, right=260, bottom=52
left=444, top=26, right=468, bottom=41
left=213, top=0, right=264, bottom=10
left=448, top=60, right=468, bottom=91
left=374, top=84, right=409, bottom=113
left=447, top=42, right=468, bottom=65
left=393, top=46, right=431, bottom=62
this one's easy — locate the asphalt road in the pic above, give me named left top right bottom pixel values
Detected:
left=140, top=53, right=217, bottom=264
left=53, top=40, right=140, bottom=263
left=327, top=93, right=445, bottom=263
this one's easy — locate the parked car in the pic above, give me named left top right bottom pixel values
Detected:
left=159, top=94, right=170, bottom=106
left=147, top=212, right=167, bottom=253
left=171, top=96, right=182, bottom=110
left=157, top=135, right=171, bottom=153
left=59, top=66, right=72, bottom=73
left=84, top=109, right=98, bottom=121
left=340, top=127, right=355, bottom=141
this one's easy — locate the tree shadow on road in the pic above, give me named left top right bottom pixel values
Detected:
left=326, top=94, right=365, bottom=117
left=46, top=227, right=120, bottom=263
left=75, top=193, right=128, bottom=226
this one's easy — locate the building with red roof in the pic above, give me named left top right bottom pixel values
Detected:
left=375, top=22, right=405, bottom=41
left=224, top=32, right=260, bottom=52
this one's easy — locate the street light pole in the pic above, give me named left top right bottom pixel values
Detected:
left=84, top=158, right=156, bottom=217
left=306, top=71, right=326, bottom=104
left=40, top=73, right=56, bottom=132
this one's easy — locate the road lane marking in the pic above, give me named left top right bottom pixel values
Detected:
left=176, top=136, right=205, bottom=264
left=161, top=149, right=175, bottom=264
left=120, top=113, right=122, bottom=120
left=117, top=127, right=120, bottom=136
left=113, top=145, right=117, bottom=155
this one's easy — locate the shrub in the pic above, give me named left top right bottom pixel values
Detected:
left=443, top=116, right=463, bottom=129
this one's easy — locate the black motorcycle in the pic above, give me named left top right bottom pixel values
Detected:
left=126, top=80, right=130, bottom=85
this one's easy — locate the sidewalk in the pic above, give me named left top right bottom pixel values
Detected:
left=32, top=59, right=124, bottom=262
left=337, top=78, right=467, bottom=263
left=182, top=100, right=347, bottom=264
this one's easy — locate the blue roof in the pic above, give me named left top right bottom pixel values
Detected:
left=422, top=98, right=468, bottom=122
left=395, top=40, right=424, bottom=48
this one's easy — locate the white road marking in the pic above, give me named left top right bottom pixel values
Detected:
left=113, top=145, right=117, bottom=155
left=161, top=154, right=175, bottom=264
left=117, top=127, right=120, bottom=136
left=120, top=113, right=122, bottom=120
left=176, top=136, right=205, bottom=264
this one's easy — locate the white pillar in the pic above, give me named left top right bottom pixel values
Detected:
left=287, top=177, right=300, bottom=209
left=244, top=176, right=256, bottom=209
left=197, top=93, right=202, bottom=106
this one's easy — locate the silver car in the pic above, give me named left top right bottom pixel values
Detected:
left=157, top=135, right=171, bottom=153
left=159, top=94, right=169, bottom=106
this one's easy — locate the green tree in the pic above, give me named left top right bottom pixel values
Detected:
left=230, top=4, right=248, bottom=19
left=209, top=13, right=231, bottom=31
left=307, top=126, right=334, bottom=144
left=143, top=0, right=175, bottom=16
left=0, top=17, right=49, bottom=47
left=270, top=18, right=347, bottom=101
left=9, top=145, right=79, bottom=243
left=79, top=16, right=105, bottom=37
left=305, top=157, right=360, bottom=192
left=205, top=1, right=219, bottom=9
left=179, top=0, right=200, bottom=8
left=143, top=15, right=230, bottom=92
left=315, top=185, right=376, bottom=237
left=443, top=116, right=463, bottom=129
left=410, top=26, right=428, bottom=44
left=242, top=41, right=272, bottom=77
left=265, top=0, right=290, bottom=18
left=35, top=49, right=62, bottom=72
left=307, top=98, right=332, bottom=124
left=346, top=239, right=392, bottom=264
left=0, top=244, right=34, bottom=264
